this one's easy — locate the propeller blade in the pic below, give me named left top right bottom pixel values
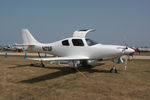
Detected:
left=124, top=55, right=128, bottom=70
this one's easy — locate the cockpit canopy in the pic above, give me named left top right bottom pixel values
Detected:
left=73, top=29, right=95, bottom=38
left=86, top=38, right=98, bottom=46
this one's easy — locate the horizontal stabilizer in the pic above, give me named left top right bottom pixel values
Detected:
left=14, top=43, right=35, bottom=46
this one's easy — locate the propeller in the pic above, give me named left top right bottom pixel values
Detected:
left=123, top=48, right=135, bottom=70
left=119, top=43, right=135, bottom=70
left=125, top=44, right=128, bottom=49
left=124, top=55, right=128, bottom=70
left=120, top=35, right=135, bottom=70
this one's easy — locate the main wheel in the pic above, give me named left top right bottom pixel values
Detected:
left=110, top=68, right=117, bottom=73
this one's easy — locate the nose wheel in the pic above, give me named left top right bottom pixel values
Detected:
left=110, top=59, right=117, bottom=73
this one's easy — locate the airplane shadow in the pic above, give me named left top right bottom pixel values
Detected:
left=19, top=67, right=77, bottom=83
left=8, top=64, right=33, bottom=69
left=10, top=63, right=111, bottom=83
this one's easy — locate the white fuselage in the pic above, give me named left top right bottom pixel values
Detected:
left=27, top=37, right=134, bottom=60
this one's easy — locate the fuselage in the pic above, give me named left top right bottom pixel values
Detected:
left=27, top=37, right=134, bottom=60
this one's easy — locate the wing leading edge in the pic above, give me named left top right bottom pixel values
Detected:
left=28, top=56, right=89, bottom=61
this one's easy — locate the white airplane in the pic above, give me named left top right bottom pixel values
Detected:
left=15, top=29, right=135, bottom=73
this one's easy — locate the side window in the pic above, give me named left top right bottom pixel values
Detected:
left=62, top=40, right=69, bottom=46
left=72, top=39, right=84, bottom=46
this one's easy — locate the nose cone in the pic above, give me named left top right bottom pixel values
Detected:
left=109, top=46, right=124, bottom=57
left=124, top=48, right=135, bottom=55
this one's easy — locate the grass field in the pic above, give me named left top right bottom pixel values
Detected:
left=134, top=52, right=150, bottom=56
left=0, top=56, right=150, bottom=100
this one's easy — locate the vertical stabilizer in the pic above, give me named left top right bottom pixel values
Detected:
left=22, top=29, right=39, bottom=44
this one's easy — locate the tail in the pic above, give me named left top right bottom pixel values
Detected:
left=22, top=29, right=40, bottom=44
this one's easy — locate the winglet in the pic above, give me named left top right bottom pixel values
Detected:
left=73, top=29, right=96, bottom=38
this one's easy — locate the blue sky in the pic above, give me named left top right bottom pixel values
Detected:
left=0, top=0, right=150, bottom=47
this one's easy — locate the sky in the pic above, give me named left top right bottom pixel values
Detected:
left=0, top=0, right=150, bottom=47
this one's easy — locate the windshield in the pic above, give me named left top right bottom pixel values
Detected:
left=86, top=39, right=98, bottom=46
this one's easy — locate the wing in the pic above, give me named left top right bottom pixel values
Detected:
left=28, top=56, right=89, bottom=61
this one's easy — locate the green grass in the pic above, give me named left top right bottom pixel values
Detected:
left=0, top=56, right=150, bottom=100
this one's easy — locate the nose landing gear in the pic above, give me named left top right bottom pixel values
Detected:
left=110, top=59, right=117, bottom=73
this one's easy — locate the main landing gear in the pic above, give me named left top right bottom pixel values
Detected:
left=110, top=59, right=117, bottom=73
left=38, top=52, right=45, bottom=67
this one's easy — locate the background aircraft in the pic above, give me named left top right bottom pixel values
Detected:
left=15, top=29, right=135, bottom=73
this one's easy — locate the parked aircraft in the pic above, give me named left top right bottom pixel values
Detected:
left=15, top=29, right=134, bottom=73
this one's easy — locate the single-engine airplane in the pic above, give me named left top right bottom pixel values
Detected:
left=15, top=29, right=135, bottom=73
